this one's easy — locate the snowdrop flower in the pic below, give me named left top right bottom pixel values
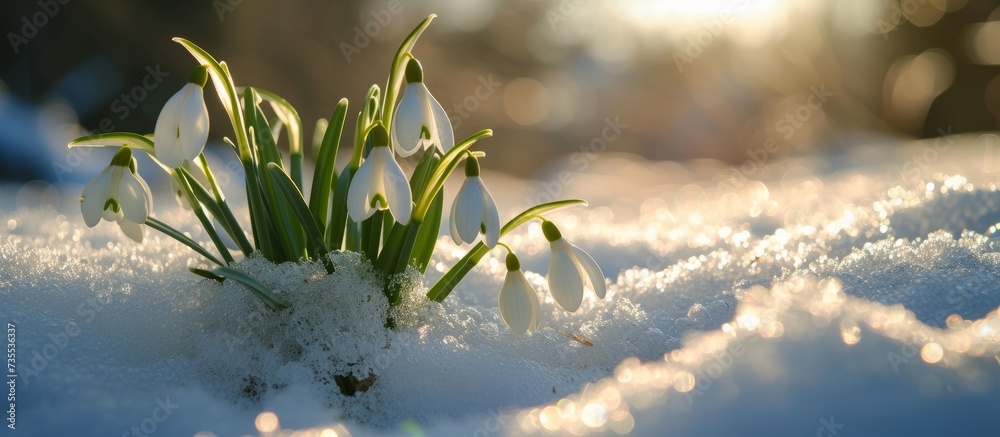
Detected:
left=154, top=65, right=209, bottom=168
left=79, top=147, right=153, bottom=243
left=450, top=156, right=500, bottom=247
left=543, top=221, right=606, bottom=312
left=347, top=124, right=412, bottom=223
left=391, top=58, right=454, bottom=157
left=498, top=252, right=540, bottom=334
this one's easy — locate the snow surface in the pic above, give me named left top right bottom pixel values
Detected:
left=3, top=134, right=1000, bottom=436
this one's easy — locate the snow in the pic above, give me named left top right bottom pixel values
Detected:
left=3, top=134, right=1000, bottom=436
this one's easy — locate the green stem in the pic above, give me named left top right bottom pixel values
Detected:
left=146, top=217, right=224, bottom=266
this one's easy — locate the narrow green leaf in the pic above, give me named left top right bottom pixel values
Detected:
left=67, top=132, right=156, bottom=156
left=210, top=266, right=291, bottom=311
left=309, top=98, right=349, bottom=231
left=326, top=168, right=353, bottom=250
left=312, top=118, right=328, bottom=159
left=362, top=210, right=384, bottom=264
left=177, top=166, right=252, bottom=257
left=189, top=267, right=224, bottom=282
left=266, top=163, right=335, bottom=273
left=410, top=189, right=443, bottom=273
left=146, top=217, right=224, bottom=266
left=254, top=87, right=304, bottom=189
left=173, top=172, right=235, bottom=265
left=196, top=154, right=254, bottom=256
left=382, top=14, right=436, bottom=129
left=500, top=199, right=588, bottom=234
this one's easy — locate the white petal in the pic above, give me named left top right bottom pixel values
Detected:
left=153, top=87, right=188, bottom=168
left=392, top=83, right=425, bottom=157
left=380, top=148, right=412, bottom=223
left=178, top=84, right=209, bottom=162
left=523, top=273, right=542, bottom=332
left=117, top=171, right=150, bottom=224
left=347, top=157, right=376, bottom=222
left=118, top=219, right=144, bottom=243
left=449, top=193, right=464, bottom=246
left=453, top=178, right=483, bottom=245
left=568, top=241, right=607, bottom=299
left=548, top=239, right=584, bottom=312
left=422, top=84, right=455, bottom=153
left=80, top=166, right=115, bottom=227
left=477, top=178, right=500, bottom=248
left=498, top=270, right=537, bottom=335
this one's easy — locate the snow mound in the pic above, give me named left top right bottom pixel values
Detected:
left=3, top=136, right=1000, bottom=435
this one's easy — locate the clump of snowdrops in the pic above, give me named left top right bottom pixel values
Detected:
left=69, top=15, right=606, bottom=334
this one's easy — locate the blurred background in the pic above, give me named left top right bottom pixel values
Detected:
left=1, top=0, right=999, bottom=187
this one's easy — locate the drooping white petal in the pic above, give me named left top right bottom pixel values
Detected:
left=178, top=84, right=209, bottom=162
left=568, top=241, right=607, bottom=299
left=117, top=218, right=144, bottom=243
left=547, top=239, right=584, bottom=312
left=477, top=177, right=500, bottom=248
left=102, top=206, right=121, bottom=223
left=347, top=156, right=377, bottom=222
left=523, top=273, right=541, bottom=332
left=499, top=270, right=538, bottom=334
left=117, top=171, right=151, bottom=224
left=420, top=83, right=455, bottom=153
left=449, top=196, right=463, bottom=246
left=392, top=83, right=425, bottom=157
left=80, top=166, right=115, bottom=227
left=452, top=178, right=483, bottom=245
left=379, top=147, right=412, bottom=223
left=154, top=84, right=208, bottom=168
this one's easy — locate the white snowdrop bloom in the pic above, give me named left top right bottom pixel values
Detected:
left=347, top=124, right=412, bottom=223
left=450, top=157, right=500, bottom=247
left=79, top=147, right=153, bottom=243
left=498, top=252, right=540, bottom=334
left=543, top=221, right=607, bottom=312
left=391, top=58, right=454, bottom=157
left=153, top=66, right=209, bottom=168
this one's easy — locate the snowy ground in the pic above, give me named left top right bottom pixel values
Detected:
left=3, top=134, right=1000, bottom=436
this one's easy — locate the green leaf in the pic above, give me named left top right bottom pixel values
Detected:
left=351, top=85, right=381, bottom=170
left=173, top=172, right=235, bottom=265
left=210, top=266, right=291, bottom=311
left=195, top=154, right=254, bottom=256
left=326, top=168, right=353, bottom=250
left=177, top=166, right=253, bottom=257
left=382, top=14, right=436, bottom=129
left=254, top=87, right=305, bottom=189
left=410, top=189, right=443, bottom=273
left=146, top=217, right=224, bottom=266
left=500, top=199, right=588, bottom=234
left=266, top=163, right=335, bottom=274
left=67, top=132, right=156, bottom=156
left=189, top=267, right=224, bottom=282
left=309, top=98, right=349, bottom=231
